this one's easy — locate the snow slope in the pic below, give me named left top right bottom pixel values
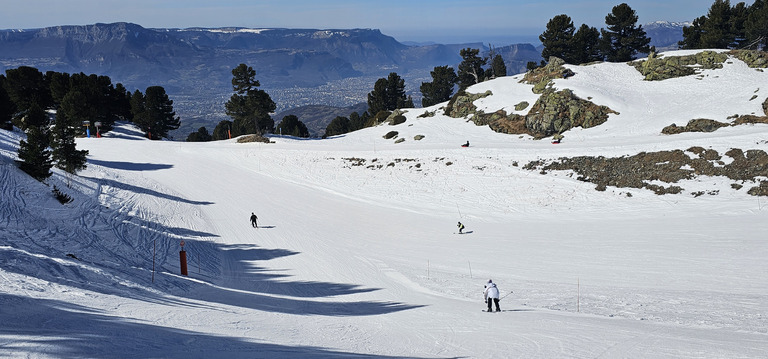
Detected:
left=1, top=50, right=768, bottom=358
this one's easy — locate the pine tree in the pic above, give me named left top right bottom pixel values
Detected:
left=17, top=104, right=53, bottom=181
left=386, top=72, right=408, bottom=110
left=212, top=120, right=233, bottom=140
left=681, top=0, right=766, bottom=50
left=349, top=111, right=366, bottom=132
left=571, top=24, right=603, bottom=64
left=367, top=78, right=389, bottom=115
left=143, top=86, right=181, bottom=140
left=600, top=3, right=650, bottom=62
left=680, top=16, right=707, bottom=49
left=68, top=73, right=117, bottom=136
left=729, top=2, right=749, bottom=48
left=324, top=116, right=350, bottom=137
left=746, top=0, right=768, bottom=49
left=540, top=15, right=576, bottom=63
left=47, top=71, right=71, bottom=108
left=457, top=48, right=487, bottom=89
left=700, top=0, right=734, bottom=49
left=225, top=64, right=276, bottom=136
left=186, top=127, right=212, bottom=142
left=129, top=86, right=180, bottom=139
left=52, top=90, right=89, bottom=176
left=0, top=75, right=15, bottom=130
left=130, top=89, right=146, bottom=127
left=420, top=65, right=458, bottom=107
left=110, top=83, right=133, bottom=124
left=276, top=115, right=309, bottom=138
left=367, top=72, right=408, bottom=115
left=4, top=66, right=52, bottom=128
left=489, top=54, right=507, bottom=79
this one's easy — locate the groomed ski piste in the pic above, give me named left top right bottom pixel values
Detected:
left=2, top=50, right=767, bottom=358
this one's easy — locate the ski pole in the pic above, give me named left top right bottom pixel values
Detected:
left=500, top=290, right=514, bottom=300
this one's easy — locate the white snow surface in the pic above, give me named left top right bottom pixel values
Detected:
left=2, top=51, right=768, bottom=358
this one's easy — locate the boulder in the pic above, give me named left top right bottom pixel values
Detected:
left=525, top=89, right=616, bottom=138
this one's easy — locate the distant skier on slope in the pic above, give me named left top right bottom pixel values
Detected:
left=457, top=221, right=465, bottom=234
left=461, top=141, right=470, bottom=147
left=484, top=279, right=501, bottom=312
left=250, top=212, right=258, bottom=228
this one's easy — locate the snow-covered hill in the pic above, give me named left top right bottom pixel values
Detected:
left=2, top=50, right=768, bottom=358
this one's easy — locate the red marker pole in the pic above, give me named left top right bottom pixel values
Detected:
left=179, top=240, right=188, bottom=276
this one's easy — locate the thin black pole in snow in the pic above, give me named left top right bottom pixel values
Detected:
left=577, top=277, right=580, bottom=313
left=500, top=290, right=514, bottom=300
left=468, top=261, right=472, bottom=278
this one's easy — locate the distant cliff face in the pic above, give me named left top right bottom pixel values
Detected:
left=491, top=43, right=542, bottom=75
left=643, top=21, right=689, bottom=51
left=0, top=23, right=527, bottom=92
left=0, top=23, right=391, bottom=90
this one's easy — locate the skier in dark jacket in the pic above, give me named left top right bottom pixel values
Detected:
left=457, top=222, right=465, bottom=234
left=250, top=212, right=258, bottom=228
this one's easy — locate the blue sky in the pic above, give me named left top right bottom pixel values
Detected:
left=1, top=1, right=724, bottom=44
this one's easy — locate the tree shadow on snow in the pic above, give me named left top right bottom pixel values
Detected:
left=269, top=134, right=331, bottom=142
left=88, top=158, right=174, bottom=171
left=80, top=175, right=215, bottom=206
left=185, top=244, right=425, bottom=317
left=0, top=294, right=450, bottom=359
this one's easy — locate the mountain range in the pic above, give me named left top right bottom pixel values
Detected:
left=0, top=22, right=685, bottom=136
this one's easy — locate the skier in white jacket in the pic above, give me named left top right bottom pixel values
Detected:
left=483, top=279, right=501, bottom=312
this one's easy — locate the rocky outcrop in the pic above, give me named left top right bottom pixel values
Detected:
left=630, top=50, right=729, bottom=81
left=525, top=147, right=768, bottom=196
left=236, top=134, right=271, bottom=143
left=630, top=50, right=768, bottom=82
left=733, top=114, right=768, bottom=125
left=446, top=60, right=615, bottom=139
left=525, top=89, right=616, bottom=138
left=488, top=114, right=527, bottom=135
left=663, top=114, right=768, bottom=135
left=661, top=118, right=730, bottom=134
left=445, top=90, right=493, bottom=118
left=522, top=57, right=574, bottom=94
left=731, top=50, right=768, bottom=68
